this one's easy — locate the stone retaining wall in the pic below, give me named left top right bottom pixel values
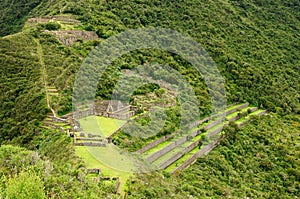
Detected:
left=204, top=118, right=223, bottom=130
left=87, top=168, right=101, bottom=174
left=238, top=110, right=267, bottom=127
left=188, top=116, right=210, bottom=129
left=75, top=142, right=106, bottom=147
left=206, top=126, right=223, bottom=137
left=171, top=136, right=224, bottom=174
left=226, top=102, right=249, bottom=115
left=159, top=140, right=200, bottom=169
left=136, top=134, right=174, bottom=154
left=76, top=137, right=104, bottom=142
left=146, top=136, right=187, bottom=163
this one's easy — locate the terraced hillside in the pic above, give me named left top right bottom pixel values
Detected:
left=137, top=103, right=267, bottom=173
left=0, top=0, right=299, bottom=198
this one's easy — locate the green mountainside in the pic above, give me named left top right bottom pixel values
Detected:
left=0, top=0, right=41, bottom=36
left=0, top=0, right=299, bottom=198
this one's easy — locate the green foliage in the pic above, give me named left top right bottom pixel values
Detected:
left=31, top=0, right=299, bottom=114
left=0, top=0, right=41, bottom=36
left=38, top=33, right=81, bottom=115
left=0, top=33, right=48, bottom=146
left=126, top=114, right=300, bottom=198
left=4, top=171, right=46, bottom=199
left=0, top=144, right=118, bottom=198
left=0, top=0, right=299, bottom=198
left=44, top=22, right=61, bottom=30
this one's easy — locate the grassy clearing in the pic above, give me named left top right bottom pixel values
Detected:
left=79, top=116, right=126, bottom=137
left=97, top=116, right=126, bottom=137
left=76, top=145, right=136, bottom=173
left=76, top=116, right=129, bottom=193
left=76, top=146, right=133, bottom=193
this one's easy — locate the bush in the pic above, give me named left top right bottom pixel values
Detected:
left=44, top=22, right=61, bottom=30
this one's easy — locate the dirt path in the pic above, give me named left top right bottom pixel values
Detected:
left=33, top=37, right=57, bottom=118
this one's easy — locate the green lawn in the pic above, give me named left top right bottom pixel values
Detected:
left=76, top=145, right=134, bottom=193
left=79, top=116, right=126, bottom=137
left=76, top=116, right=129, bottom=193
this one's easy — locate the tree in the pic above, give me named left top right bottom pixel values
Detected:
left=4, top=170, right=46, bottom=199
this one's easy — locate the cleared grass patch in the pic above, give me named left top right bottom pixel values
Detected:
left=76, top=145, right=133, bottom=193
left=79, top=116, right=126, bottom=137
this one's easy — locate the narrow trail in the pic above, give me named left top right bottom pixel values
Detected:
left=33, top=37, right=57, bottom=118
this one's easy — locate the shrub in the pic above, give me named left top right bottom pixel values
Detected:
left=44, top=22, right=61, bottom=30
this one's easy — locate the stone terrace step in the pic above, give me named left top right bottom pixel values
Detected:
left=138, top=103, right=250, bottom=155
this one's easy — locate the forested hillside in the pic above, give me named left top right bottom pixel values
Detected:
left=0, top=0, right=41, bottom=36
left=0, top=0, right=299, bottom=198
left=126, top=114, right=300, bottom=198
left=30, top=0, right=300, bottom=114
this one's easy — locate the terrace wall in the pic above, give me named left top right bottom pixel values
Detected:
left=237, top=110, right=267, bottom=127
left=204, top=118, right=223, bottom=130
left=159, top=140, right=200, bottom=169
left=146, top=136, right=187, bottom=163
left=171, top=135, right=224, bottom=174
left=136, top=134, right=174, bottom=154
left=75, top=142, right=106, bottom=147
left=226, top=102, right=249, bottom=115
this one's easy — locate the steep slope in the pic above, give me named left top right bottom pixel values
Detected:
left=0, top=0, right=41, bottom=36
left=29, top=0, right=300, bottom=114
left=0, top=0, right=299, bottom=198
left=0, top=33, right=48, bottom=146
left=126, top=114, right=300, bottom=198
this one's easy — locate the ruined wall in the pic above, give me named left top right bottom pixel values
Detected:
left=171, top=136, right=224, bottom=174
left=48, top=30, right=98, bottom=46
left=159, top=140, right=200, bottom=169
left=136, top=134, right=174, bottom=154
left=74, top=142, right=106, bottom=147
left=146, top=136, right=187, bottom=163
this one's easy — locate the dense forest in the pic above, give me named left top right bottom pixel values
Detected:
left=0, top=0, right=299, bottom=198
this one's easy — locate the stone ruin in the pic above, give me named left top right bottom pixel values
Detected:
left=73, top=133, right=108, bottom=147
left=94, top=100, right=137, bottom=120
left=71, top=100, right=138, bottom=120
left=27, top=15, right=81, bottom=25
left=47, top=30, right=98, bottom=46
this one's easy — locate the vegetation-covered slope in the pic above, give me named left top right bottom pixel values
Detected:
left=126, top=114, right=300, bottom=198
left=0, top=0, right=41, bottom=36
left=0, top=33, right=48, bottom=146
left=0, top=0, right=299, bottom=198
left=30, top=0, right=300, bottom=114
